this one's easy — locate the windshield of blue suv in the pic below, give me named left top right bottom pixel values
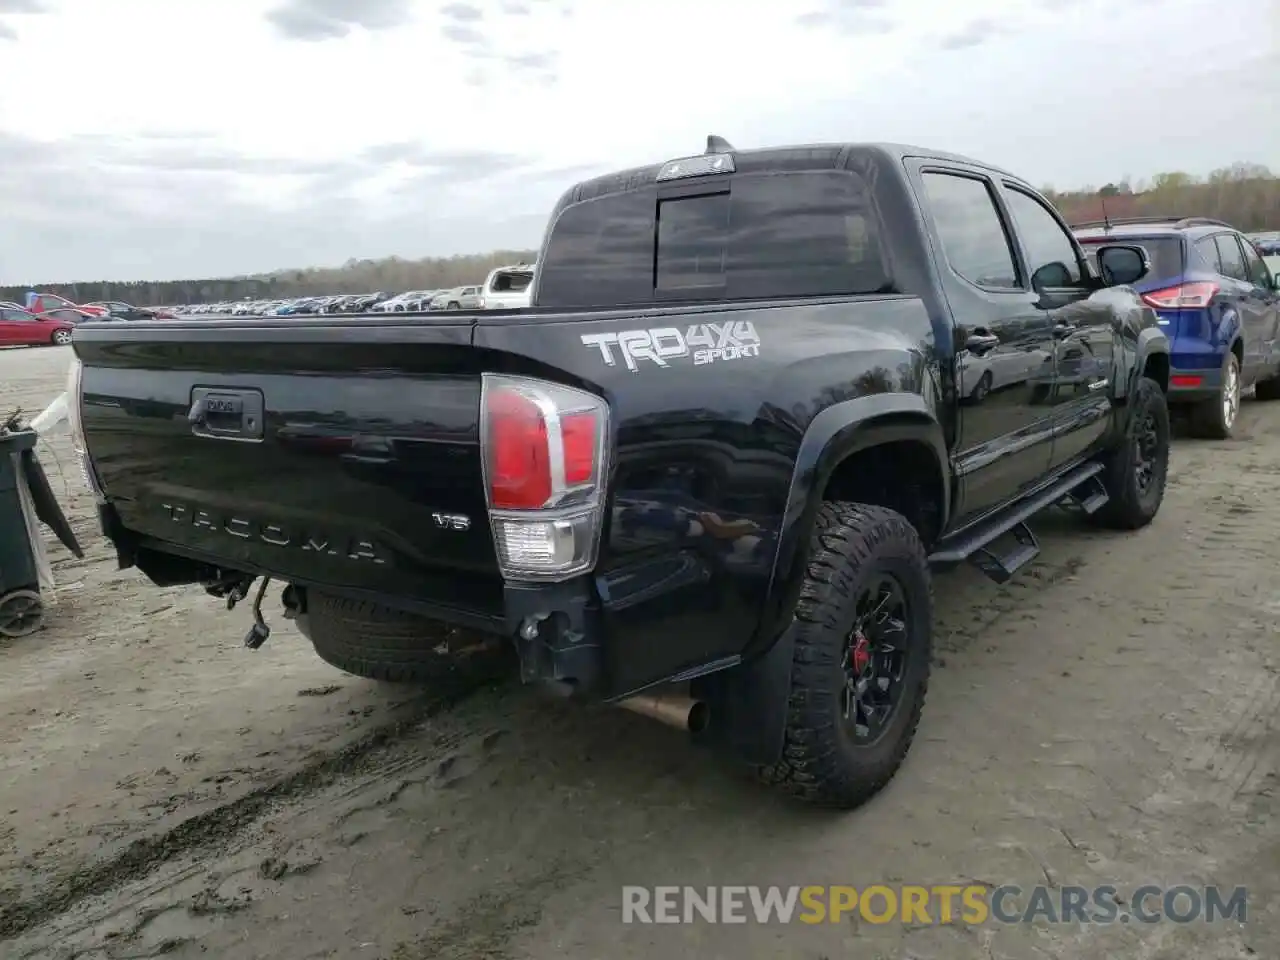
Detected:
left=1078, top=236, right=1185, bottom=288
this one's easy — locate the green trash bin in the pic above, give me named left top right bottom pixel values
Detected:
left=1, top=423, right=83, bottom=638
left=1, top=429, right=44, bottom=638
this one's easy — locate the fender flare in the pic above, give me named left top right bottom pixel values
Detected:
left=765, top=392, right=950, bottom=618
left=1128, top=326, right=1170, bottom=396
left=699, top=392, right=949, bottom=767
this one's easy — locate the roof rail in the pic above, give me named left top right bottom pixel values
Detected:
left=1070, top=215, right=1234, bottom=231
left=1172, top=217, right=1232, bottom=229
left=1069, top=215, right=1181, bottom=230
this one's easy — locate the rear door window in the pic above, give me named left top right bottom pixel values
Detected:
left=536, top=170, right=889, bottom=307
left=920, top=172, right=1020, bottom=289
left=1215, top=235, right=1249, bottom=281
left=1194, top=237, right=1221, bottom=272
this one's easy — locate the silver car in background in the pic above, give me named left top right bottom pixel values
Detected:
left=374, top=290, right=438, bottom=312
left=429, top=286, right=482, bottom=311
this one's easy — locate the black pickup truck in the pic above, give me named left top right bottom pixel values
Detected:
left=67, top=138, right=1171, bottom=808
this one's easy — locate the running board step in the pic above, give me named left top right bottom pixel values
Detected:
left=928, top=460, right=1105, bottom=571
left=967, top=522, right=1040, bottom=584
left=1061, top=474, right=1110, bottom=515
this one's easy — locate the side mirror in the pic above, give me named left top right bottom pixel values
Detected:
left=1095, top=244, right=1149, bottom=287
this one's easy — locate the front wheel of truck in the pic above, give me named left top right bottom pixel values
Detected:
left=306, top=590, right=511, bottom=685
left=756, top=502, right=932, bottom=809
left=1090, top=375, right=1170, bottom=530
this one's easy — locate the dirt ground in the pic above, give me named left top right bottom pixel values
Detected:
left=1, top=344, right=1276, bottom=960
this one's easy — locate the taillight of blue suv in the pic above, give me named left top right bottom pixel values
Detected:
left=1139, top=281, right=1217, bottom=310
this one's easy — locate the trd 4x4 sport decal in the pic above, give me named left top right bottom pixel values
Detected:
left=580, top=321, right=761, bottom=372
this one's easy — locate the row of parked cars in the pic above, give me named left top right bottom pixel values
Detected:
left=171, top=262, right=536, bottom=318
left=2, top=264, right=537, bottom=347
left=0, top=294, right=178, bottom=347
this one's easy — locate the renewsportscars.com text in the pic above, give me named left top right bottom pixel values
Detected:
left=621, top=884, right=1247, bottom=925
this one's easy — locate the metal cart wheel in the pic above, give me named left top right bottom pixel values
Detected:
left=0, top=589, right=43, bottom=639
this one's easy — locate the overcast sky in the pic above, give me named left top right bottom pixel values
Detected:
left=0, top=0, right=1275, bottom=283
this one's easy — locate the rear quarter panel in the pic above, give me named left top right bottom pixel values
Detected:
left=475, top=296, right=934, bottom=694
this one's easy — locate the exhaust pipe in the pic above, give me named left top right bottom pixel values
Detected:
left=537, top=681, right=709, bottom=733
left=617, top=691, right=709, bottom=733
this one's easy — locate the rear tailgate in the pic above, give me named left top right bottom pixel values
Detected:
left=74, top=318, right=503, bottom=613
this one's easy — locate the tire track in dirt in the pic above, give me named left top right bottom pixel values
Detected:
left=0, top=673, right=498, bottom=941
left=385, top=858, right=589, bottom=960
left=5, top=687, right=600, bottom=960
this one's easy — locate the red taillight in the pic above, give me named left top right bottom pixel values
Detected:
left=487, top=387, right=553, bottom=509
left=481, top=374, right=610, bottom=581
left=1141, top=282, right=1218, bottom=310
left=1171, top=375, right=1203, bottom=388
left=483, top=378, right=605, bottom=510
left=560, top=412, right=597, bottom=487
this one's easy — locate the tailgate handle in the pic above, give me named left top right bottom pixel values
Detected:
left=188, top=387, right=264, bottom=441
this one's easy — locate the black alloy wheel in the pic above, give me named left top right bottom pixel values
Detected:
left=842, top=575, right=910, bottom=743
left=1133, top=409, right=1160, bottom=494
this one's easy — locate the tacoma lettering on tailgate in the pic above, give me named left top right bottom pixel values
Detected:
left=160, top=502, right=390, bottom=564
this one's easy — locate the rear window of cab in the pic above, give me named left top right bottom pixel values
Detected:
left=536, top=170, right=890, bottom=308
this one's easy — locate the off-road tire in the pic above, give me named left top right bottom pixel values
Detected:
left=1091, top=376, right=1170, bottom=530
left=755, top=502, right=932, bottom=809
left=1190, top=351, right=1241, bottom=439
left=1254, top=374, right=1280, bottom=402
left=307, top=590, right=510, bottom=684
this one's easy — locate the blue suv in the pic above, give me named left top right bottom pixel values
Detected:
left=1074, top=217, right=1280, bottom=438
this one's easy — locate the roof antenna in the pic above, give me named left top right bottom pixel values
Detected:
left=1100, top=194, right=1112, bottom=231
left=705, top=135, right=735, bottom=155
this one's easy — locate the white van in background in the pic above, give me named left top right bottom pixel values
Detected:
left=480, top=262, right=536, bottom=309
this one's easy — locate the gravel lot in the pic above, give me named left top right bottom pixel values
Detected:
left=1, top=344, right=1276, bottom=959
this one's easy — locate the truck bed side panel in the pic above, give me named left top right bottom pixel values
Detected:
left=473, top=296, right=934, bottom=693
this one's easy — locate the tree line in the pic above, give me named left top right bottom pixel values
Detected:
left=1, top=249, right=537, bottom=309
left=1043, top=162, right=1279, bottom=231
left=4, top=162, right=1278, bottom=308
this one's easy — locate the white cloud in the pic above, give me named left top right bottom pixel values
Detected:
left=0, top=0, right=1275, bottom=281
